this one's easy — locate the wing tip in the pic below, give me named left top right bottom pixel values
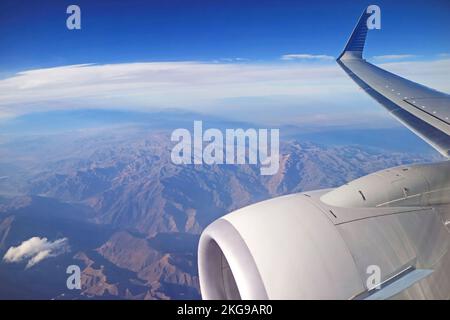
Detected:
left=337, top=6, right=378, bottom=61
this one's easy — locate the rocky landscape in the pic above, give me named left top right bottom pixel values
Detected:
left=0, top=125, right=438, bottom=299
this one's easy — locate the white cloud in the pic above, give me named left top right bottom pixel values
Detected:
left=377, top=59, right=450, bottom=88
left=0, top=58, right=449, bottom=121
left=0, top=61, right=348, bottom=118
left=3, top=237, right=69, bottom=268
left=281, top=54, right=334, bottom=61
left=373, top=54, right=418, bottom=61
left=215, top=57, right=249, bottom=62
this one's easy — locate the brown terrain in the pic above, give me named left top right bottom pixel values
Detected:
left=0, top=128, right=436, bottom=299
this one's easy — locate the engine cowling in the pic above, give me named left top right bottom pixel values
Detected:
left=198, top=192, right=365, bottom=299
left=198, top=161, right=450, bottom=300
left=321, top=161, right=450, bottom=208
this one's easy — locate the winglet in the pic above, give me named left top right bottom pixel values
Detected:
left=337, top=7, right=373, bottom=61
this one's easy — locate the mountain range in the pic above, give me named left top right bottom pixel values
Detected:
left=0, top=118, right=440, bottom=299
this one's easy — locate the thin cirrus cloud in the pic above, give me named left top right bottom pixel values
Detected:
left=2, top=236, right=69, bottom=269
left=0, top=61, right=350, bottom=119
left=372, top=54, right=418, bottom=61
left=0, top=57, right=449, bottom=122
left=280, top=54, right=335, bottom=61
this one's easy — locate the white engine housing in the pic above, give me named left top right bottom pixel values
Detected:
left=198, top=161, right=450, bottom=299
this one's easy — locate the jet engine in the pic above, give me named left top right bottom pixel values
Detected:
left=198, top=161, right=450, bottom=299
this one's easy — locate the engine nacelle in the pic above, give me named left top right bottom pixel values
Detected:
left=321, top=161, right=450, bottom=208
left=198, top=161, right=450, bottom=299
left=198, top=192, right=365, bottom=299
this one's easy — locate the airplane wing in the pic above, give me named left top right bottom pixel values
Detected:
left=199, top=6, right=450, bottom=301
left=337, top=8, right=450, bottom=157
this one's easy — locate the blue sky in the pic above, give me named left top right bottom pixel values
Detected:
left=0, top=0, right=449, bottom=130
left=0, top=0, right=449, bottom=71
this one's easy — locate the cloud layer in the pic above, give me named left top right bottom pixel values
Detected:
left=0, top=58, right=449, bottom=123
left=281, top=54, right=335, bottom=60
left=0, top=61, right=346, bottom=118
left=3, top=237, right=69, bottom=268
left=373, top=54, right=418, bottom=61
